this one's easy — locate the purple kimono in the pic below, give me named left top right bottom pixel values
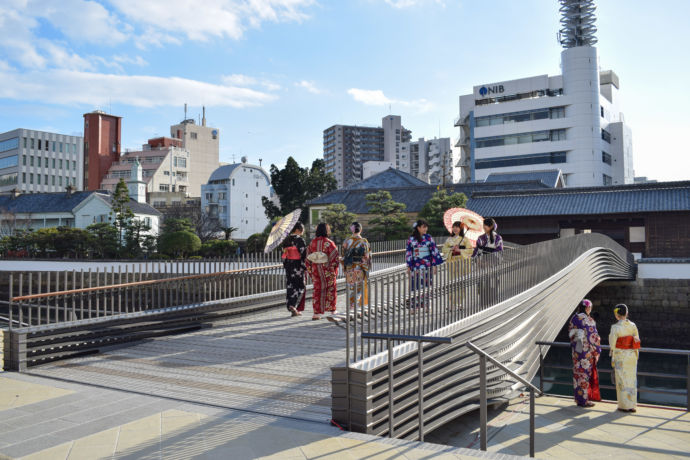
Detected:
left=569, top=313, right=602, bottom=406
left=406, top=234, right=443, bottom=307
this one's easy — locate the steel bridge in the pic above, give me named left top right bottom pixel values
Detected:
left=2, top=233, right=642, bottom=447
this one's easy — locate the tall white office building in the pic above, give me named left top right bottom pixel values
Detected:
left=455, top=0, right=633, bottom=187
left=409, top=137, right=454, bottom=186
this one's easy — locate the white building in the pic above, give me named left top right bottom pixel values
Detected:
left=409, top=137, right=454, bottom=186
left=363, top=161, right=394, bottom=180
left=0, top=128, right=83, bottom=194
left=455, top=0, right=633, bottom=187
left=201, top=158, right=272, bottom=240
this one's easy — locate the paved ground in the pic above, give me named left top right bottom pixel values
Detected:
left=0, top=373, right=512, bottom=460
left=428, top=394, right=690, bottom=459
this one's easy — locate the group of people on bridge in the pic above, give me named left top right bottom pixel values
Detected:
left=279, top=217, right=504, bottom=320
left=569, top=299, right=641, bottom=412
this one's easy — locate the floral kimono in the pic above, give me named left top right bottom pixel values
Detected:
left=609, top=319, right=640, bottom=410
left=282, top=234, right=307, bottom=312
left=569, top=312, right=602, bottom=406
left=306, top=236, right=339, bottom=315
left=406, top=234, right=443, bottom=307
left=342, top=235, right=371, bottom=310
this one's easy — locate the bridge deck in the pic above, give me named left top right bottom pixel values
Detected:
left=27, top=302, right=349, bottom=423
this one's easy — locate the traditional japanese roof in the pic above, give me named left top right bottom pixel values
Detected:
left=466, top=181, right=690, bottom=217
left=308, top=180, right=550, bottom=214
left=0, top=191, right=161, bottom=216
left=345, top=168, right=429, bottom=190
left=484, top=170, right=564, bottom=188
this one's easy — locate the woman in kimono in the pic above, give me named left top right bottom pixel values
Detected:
left=282, top=222, right=307, bottom=317
left=442, top=221, right=473, bottom=308
left=406, top=219, right=443, bottom=309
left=609, top=304, right=641, bottom=412
left=568, top=299, right=602, bottom=407
left=306, top=223, right=340, bottom=320
left=472, top=218, right=503, bottom=257
left=340, top=222, right=371, bottom=314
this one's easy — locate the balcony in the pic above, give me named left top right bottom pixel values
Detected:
left=454, top=115, right=467, bottom=127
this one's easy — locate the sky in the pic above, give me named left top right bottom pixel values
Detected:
left=0, top=0, right=688, bottom=181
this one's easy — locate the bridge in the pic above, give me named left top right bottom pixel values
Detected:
left=5, top=233, right=687, bottom=458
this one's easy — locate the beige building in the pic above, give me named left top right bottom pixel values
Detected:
left=170, top=108, right=220, bottom=197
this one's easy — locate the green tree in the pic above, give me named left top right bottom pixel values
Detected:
left=261, top=157, right=337, bottom=221
left=418, top=189, right=468, bottom=236
left=158, top=231, right=201, bottom=258
left=365, top=191, right=410, bottom=241
left=53, top=227, right=90, bottom=258
left=221, top=227, right=238, bottom=240
left=200, top=239, right=238, bottom=257
left=124, top=218, right=154, bottom=258
left=110, top=179, right=134, bottom=256
left=86, top=223, right=119, bottom=258
left=320, top=204, right=356, bottom=245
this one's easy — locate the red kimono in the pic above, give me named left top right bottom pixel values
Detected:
left=306, top=236, right=339, bottom=315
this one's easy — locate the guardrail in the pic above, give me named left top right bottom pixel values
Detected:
left=332, top=233, right=635, bottom=441
left=536, top=340, right=690, bottom=411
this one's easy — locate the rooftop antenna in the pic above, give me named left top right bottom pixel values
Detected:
left=184, top=103, right=187, bottom=121
left=202, top=106, right=206, bottom=127
left=558, top=0, right=598, bottom=48
left=259, top=158, right=263, bottom=167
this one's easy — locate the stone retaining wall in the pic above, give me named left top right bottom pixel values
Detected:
left=556, top=278, right=690, bottom=349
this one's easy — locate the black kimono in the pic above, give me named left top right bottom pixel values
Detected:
left=282, top=234, right=307, bottom=311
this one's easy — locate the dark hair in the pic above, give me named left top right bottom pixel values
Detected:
left=452, top=220, right=466, bottom=237
left=411, top=219, right=428, bottom=242
left=484, top=217, right=497, bottom=244
left=351, top=221, right=362, bottom=233
left=315, top=222, right=329, bottom=238
left=291, top=222, right=304, bottom=233
left=577, top=299, right=593, bottom=314
left=614, top=304, right=628, bottom=317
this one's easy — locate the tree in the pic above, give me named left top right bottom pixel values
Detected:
left=261, top=157, right=338, bottom=221
left=320, top=204, right=356, bottom=245
left=86, top=223, right=119, bottom=258
left=124, top=218, right=154, bottom=258
left=200, top=239, right=238, bottom=258
left=365, top=191, right=410, bottom=241
left=246, top=223, right=273, bottom=253
left=111, top=179, right=134, bottom=256
left=418, top=189, right=468, bottom=236
left=158, top=231, right=201, bottom=258
left=53, top=227, right=90, bottom=258
left=221, top=227, right=238, bottom=240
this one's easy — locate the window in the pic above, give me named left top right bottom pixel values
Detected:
left=37, top=157, right=41, bottom=167
left=550, top=107, right=565, bottom=119
left=29, top=173, right=33, bottom=184
left=205, top=192, right=213, bottom=200
left=232, top=179, right=235, bottom=186
left=603, top=174, right=612, bottom=186
left=37, top=139, right=41, bottom=150
left=44, top=174, right=48, bottom=185
left=601, top=128, right=611, bottom=143
left=58, top=159, right=63, bottom=169
left=52, top=176, right=55, bottom=186
left=602, top=152, right=612, bottom=165
left=52, top=158, right=55, bottom=168
left=22, top=155, right=26, bottom=166
left=58, top=176, right=62, bottom=186
left=550, top=129, right=566, bottom=141
left=52, top=142, right=56, bottom=152
left=159, top=184, right=170, bottom=192
left=256, top=181, right=259, bottom=187
left=475, top=151, right=567, bottom=169
left=23, top=137, right=27, bottom=148
left=45, top=141, right=49, bottom=151
left=476, top=129, right=565, bottom=148
left=174, top=157, right=187, bottom=167
left=0, top=137, right=19, bottom=153
left=30, top=138, right=34, bottom=149
left=73, top=161, right=76, bottom=170
left=59, top=142, right=63, bottom=153
left=0, top=155, right=18, bottom=169
left=164, top=170, right=170, bottom=175
left=218, top=192, right=226, bottom=200
left=22, top=173, right=26, bottom=182
left=0, top=172, right=18, bottom=186
left=30, top=156, right=34, bottom=166
left=72, top=144, right=77, bottom=154
left=190, top=132, right=198, bottom=140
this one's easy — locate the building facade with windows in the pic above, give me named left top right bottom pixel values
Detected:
left=83, top=110, right=121, bottom=191
left=201, top=158, right=272, bottom=240
left=455, top=2, right=633, bottom=187
left=0, top=128, right=83, bottom=194
left=409, top=137, right=454, bottom=186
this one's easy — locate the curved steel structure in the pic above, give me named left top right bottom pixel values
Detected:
left=333, top=233, right=634, bottom=439
left=559, top=0, right=598, bottom=48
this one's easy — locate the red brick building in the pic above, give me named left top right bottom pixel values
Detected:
left=83, top=111, right=121, bottom=190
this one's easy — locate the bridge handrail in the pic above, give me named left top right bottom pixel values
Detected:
left=536, top=340, right=690, bottom=356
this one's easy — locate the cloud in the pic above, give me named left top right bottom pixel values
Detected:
left=223, top=74, right=281, bottom=91
left=113, top=55, right=148, bottom=67
left=109, top=0, right=315, bottom=43
left=0, top=67, right=278, bottom=108
left=295, top=80, right=322, bottom=94
left=347, top=88, right=433, bottom=112
left=383, top=0, right=445, bottom=7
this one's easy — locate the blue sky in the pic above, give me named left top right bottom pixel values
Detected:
left=1, top=0, right=688, bottom=181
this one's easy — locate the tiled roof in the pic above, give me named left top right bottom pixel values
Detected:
left=345, top=168, right=429, bottom=190
left=466, top=181, right=690, bottom=217
left=308, top=180, right=550, bottom=214
left=484, top=170, right=563, bottom=188
left=0, top=191, right=161, bottom=216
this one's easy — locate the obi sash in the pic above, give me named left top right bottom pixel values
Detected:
left=615, top=335, right=641, bottom=349
left=282, top=246, right=301, bottom=260
left=413, top=245, right=430, bottom=259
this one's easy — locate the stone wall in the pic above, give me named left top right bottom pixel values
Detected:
left=555, top=278, right=690, bottom=349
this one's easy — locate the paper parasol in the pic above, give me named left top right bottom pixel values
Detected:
left=443, top=208, right=484, bottom=244
left=264, top=209, right=302, bottom=253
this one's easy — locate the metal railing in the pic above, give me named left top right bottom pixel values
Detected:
left=344, top=233, right=633, bottom=364
left=536, top=341, right=690, bottom=411
left=5, top=246, right=408, bottom=331
left=468, top=341, right=542, bottom=458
